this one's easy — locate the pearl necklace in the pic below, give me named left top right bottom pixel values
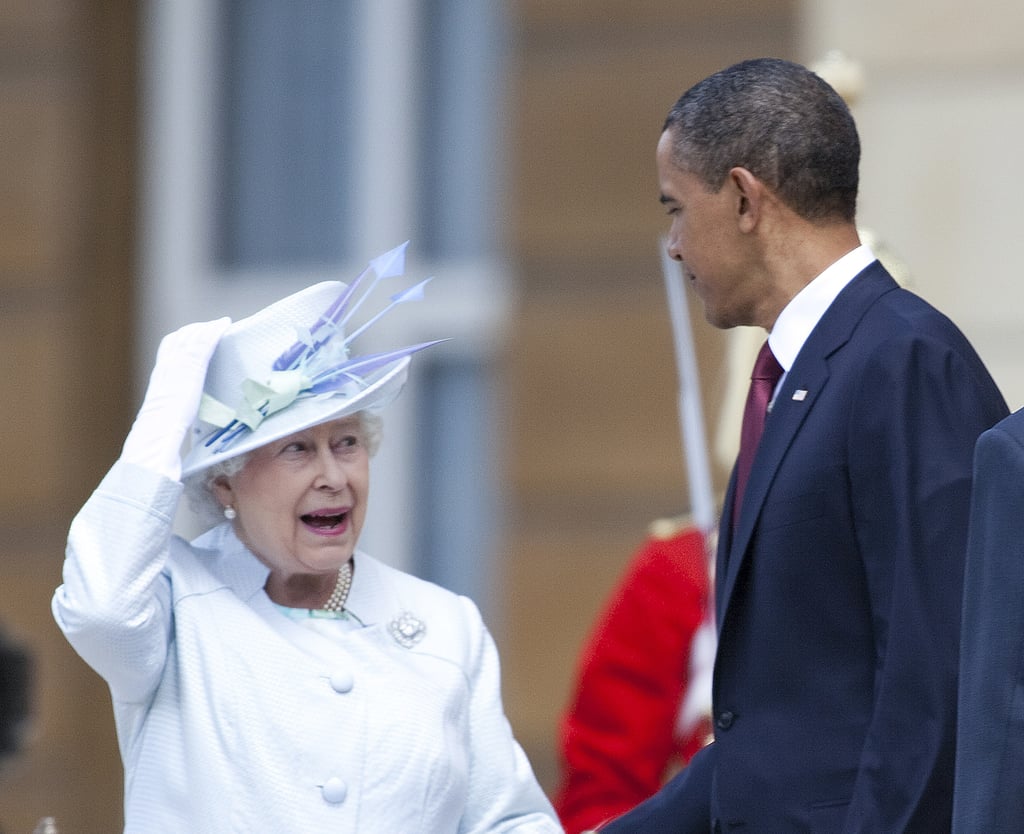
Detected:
left=322, top=560, right=354, bottom=612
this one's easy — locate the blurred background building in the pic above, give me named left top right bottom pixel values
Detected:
left=1, top=1, right=1022, bottom=829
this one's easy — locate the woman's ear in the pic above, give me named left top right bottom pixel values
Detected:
left=211, top=475, right=234, bottom=510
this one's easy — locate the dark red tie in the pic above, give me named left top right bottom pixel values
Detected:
left=733, top=340, right=784, bottom=523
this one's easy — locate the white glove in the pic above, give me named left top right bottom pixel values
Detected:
left=120, top=317, right=231, bottom=480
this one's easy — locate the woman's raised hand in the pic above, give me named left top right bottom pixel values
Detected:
left=121, top=317, right=231, bottom=480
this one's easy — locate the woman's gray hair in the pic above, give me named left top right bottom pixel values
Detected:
left=183, top=409, right=384, bottom=530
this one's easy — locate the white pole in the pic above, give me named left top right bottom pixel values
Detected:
left=660, top=240, right=716, bottom=538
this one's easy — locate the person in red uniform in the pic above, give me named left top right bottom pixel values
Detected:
left=554, top=521, right=713, bottom=834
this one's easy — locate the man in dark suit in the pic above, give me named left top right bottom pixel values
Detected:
left=601, top=58, right=1008, bottom=832
left=953, top=407, right=1024, bottom=833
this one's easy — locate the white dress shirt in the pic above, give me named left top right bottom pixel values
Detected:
left=768, top=244, right=877, bottom=401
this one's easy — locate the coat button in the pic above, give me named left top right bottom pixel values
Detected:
left=329, top=670, right=354, bottom=693
left=715, top=710, right=735, bottom=730
left=322, top=776, right=348, bottom=804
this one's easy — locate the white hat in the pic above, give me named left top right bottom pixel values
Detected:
left=181, top=245, right=441, bottom=478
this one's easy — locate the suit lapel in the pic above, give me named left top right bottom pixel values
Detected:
left=716, top=263, right=899, bottom=631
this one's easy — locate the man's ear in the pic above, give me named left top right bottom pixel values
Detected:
left=729, top=166, right=764, bottom=232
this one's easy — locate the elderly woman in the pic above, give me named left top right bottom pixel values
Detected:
left=52, top=253, right=560, bottom=832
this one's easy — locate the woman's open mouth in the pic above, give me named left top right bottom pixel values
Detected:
left=301, top=509, right=348, bottom=532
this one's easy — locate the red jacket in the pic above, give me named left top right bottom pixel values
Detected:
left=554, top=523, right=713, bottom=833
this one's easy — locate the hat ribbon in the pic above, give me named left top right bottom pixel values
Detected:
left=199, top=368, right=309, bottom=433
left=198, top=340, right=446, bottom=453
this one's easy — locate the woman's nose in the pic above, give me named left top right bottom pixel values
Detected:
left=312, top=448, right=346, bottom=490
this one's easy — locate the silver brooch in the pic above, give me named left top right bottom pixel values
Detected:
left=388, top=611, right=426, bottom=648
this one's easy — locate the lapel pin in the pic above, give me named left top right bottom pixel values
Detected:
left=792, top=389, right=808, bottom=401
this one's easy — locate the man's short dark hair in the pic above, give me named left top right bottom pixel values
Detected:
left=663, top=57, right=860, bottom=223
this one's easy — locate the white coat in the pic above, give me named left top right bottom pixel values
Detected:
left=53, top=461, right=561, bottom=833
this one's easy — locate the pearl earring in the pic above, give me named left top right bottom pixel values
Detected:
left=224, top=506, right=237, bottom=520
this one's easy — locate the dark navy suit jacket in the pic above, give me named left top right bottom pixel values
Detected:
left=953, top=408, right=1024, bottom=833
left=603, top=263, right=1008, bottom=833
